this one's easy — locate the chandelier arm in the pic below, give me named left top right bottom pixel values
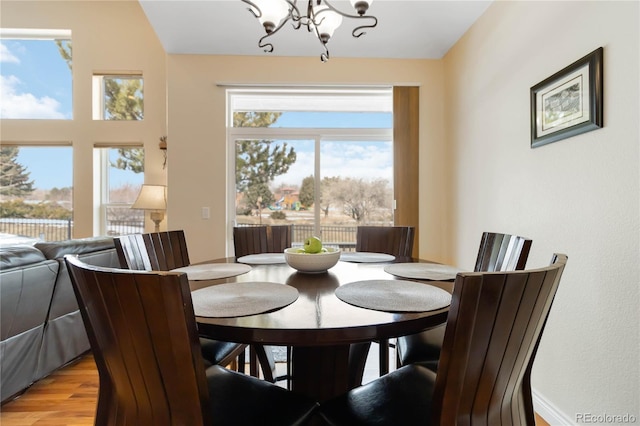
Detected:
left=257, top=16, right=292, bottom=52
left=320, top=0, right=378, bottom=37
left=286, top=0, right=312, bottom=31
left=240, top=0, right=262, bottom=19
left=351, top=15, right=377, bottom=38
left=311, top=20, right=331, bottom=62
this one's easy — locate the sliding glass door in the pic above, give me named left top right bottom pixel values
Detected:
left=228, top=88, right=393, bottom=251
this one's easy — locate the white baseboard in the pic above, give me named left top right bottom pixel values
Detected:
left=533, top=388, right=575, bottom=425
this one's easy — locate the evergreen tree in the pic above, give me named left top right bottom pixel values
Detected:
left=244, top=183, right=275, bottom=210
left=298, top=175, right=315, bottom=208
left=55, top=40, right=72, bottom=71
left=111, top=148, right=144, bottom=173
left=0, top=147, right=34, bottom=196
left=234, top=112, right=297, bottom=192
left=104, top=77, right=144, bottom=120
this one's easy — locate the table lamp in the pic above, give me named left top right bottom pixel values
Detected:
left=132, top=184, right=167, bottom=232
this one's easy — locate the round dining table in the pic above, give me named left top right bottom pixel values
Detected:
left=189, top=255, right=454, bottom=402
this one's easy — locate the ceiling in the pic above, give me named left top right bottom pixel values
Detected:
left=138, top=0, right=493, bottom=60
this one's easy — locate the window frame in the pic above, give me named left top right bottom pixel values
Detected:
left=92, top=145, right=144, bottom=236
left=0, top=28, right=73, bottom=120
left=92, top=73, right=144, bottom=121
left=226, top=88, right=394, bottom=255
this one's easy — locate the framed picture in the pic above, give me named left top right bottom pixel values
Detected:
left=530, top=47, right=603, bottom=148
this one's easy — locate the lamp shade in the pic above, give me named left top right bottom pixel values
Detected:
left=313, top=5, right=343, bottom=39
left=132, top=184, right=167, bottom=211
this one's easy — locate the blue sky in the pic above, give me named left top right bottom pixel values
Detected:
left=2, top=38, right=392, bottom=191
left=1, top=39, right=72, bottom=119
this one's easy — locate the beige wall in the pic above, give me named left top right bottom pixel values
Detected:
left=166, top=55, right=449, bottom=263
left=1, top=0, right=167, bottom=236
left=4, top=0, right=639, bottom=422
left=444, top=1, right=639, bottom=422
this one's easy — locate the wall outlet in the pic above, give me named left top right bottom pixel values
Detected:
left=201, top=207, right=210, bottom=219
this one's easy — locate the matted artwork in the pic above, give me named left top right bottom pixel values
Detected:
left=530, top=47, right=603, bottom=148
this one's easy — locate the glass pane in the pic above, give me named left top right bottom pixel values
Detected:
left=107, top=148, right=144, bottom=203
left=104, top=147, right=144, bottom=236
left=102, top=76, right=144, bottom=120
left=0, top=38, right=73, bottom=119
left=320, top=140, right=394, bottom=250
left=234, top=111, right=392, bottom=129
left=235, top=139, right=314, bottom=244
left=0, top=146, right=73, bottom=242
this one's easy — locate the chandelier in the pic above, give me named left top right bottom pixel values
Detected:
left=241, top=0, right=377, bottom=62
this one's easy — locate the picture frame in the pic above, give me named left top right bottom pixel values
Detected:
left=530, top=47, right=603, bottom=148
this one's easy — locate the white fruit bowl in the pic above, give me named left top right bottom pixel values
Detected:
left=284, top=247, right=341, bottom=273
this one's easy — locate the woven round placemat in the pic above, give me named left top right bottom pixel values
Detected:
left=335, top=279, right=451, bottom=312
left=340, top=252, right=396, bottom=263
left=171, top=263, right=252, bottom=281
left=191, top=282, right=298, bottom=318
left=384, top=263, right=462, bottom=281
left=237, top=253, right=286, bottom=265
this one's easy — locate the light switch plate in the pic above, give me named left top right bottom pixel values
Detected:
left=201, top=207, right=210, bottom=219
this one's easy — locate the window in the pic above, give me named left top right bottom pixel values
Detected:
left=0, top=145, right=73, bottom=242
left=228, top=88, right=393, bottom=251
left=0, top=29, right=72, bottom=119
left=92, top=74, right=144, bottom=120
left=93, top=146, right=144, bottom=236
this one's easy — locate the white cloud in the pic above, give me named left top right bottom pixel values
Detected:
left=0, top=43, right=20, bottom=63
left=272, top=142, right=393, bottom=188
left=0, top=74, right=66, bottom=119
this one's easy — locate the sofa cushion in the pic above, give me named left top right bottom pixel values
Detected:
left=0, top=246, right=47, bottom=269
left=35, top=237, right=114, bottom=260
left=0, top=255, right=58, bottom=403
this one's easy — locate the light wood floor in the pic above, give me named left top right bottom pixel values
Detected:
left=1, top=354, right=551, bottom=426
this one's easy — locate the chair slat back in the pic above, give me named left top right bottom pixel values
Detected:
left=474, top=232, right=532, bottom=272
left=65, top=255, right=211, bottom=425
left=355, top=226, right=415, bottom=257
left=232, top=226, right=269, bottom=257
left=115, top=230, right=190, bottom=271
left=433, top=254, right=567, bottom=426
left=144, top=230, right=190, bottom=270
left=266, top=225, right=292, bottom=253
left=114, top=234, right=152, bottom=271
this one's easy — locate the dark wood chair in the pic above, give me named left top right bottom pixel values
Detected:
left=319, top=254, right=567, bottom=426
left=64, top=255, right=317, bottom=426
left=355, top=225, right=415, bottom=257
left=233, top=226, right=268, bottom=258
left=114, top=230, right=190, bottom=271
left=396, top=231, right=533, bottom=369
left=266, top=225, right=292, bottom=254
left=232, top=225, right=293, bottom=386
left=233, top=225, right=292, bottom=257
left=350, top=225, right=416, bottom=381
left=114, top=231, right=247, bottom=371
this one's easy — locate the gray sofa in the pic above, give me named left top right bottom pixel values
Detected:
left=0, top=237, right=118, bottom=403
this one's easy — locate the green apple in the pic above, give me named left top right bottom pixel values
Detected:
left=303, top=236, right=323, bottom=254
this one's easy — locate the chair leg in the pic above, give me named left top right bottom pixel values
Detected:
left=237, top=348, right=246, bottom=373
left=378, top=338, right=389, bottom=376
left=286, top=346, right=292, bottom=390
left=348, top=342, right=371, bottom=389
left=252, top=344, right=276, bottom=382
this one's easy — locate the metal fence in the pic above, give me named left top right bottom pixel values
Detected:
left=1, top=218, right=360, bottom=249
left=0, top=218, right=144, bottom=242
left=239, top=223, right=358, bottom=251
left=0, top=218, right=72, bottom=242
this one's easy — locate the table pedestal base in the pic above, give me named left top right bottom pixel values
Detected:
left=291, top=345, right=351, bottom=402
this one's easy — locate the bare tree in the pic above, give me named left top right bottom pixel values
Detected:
left=327, top=177, right=391, bottom=222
